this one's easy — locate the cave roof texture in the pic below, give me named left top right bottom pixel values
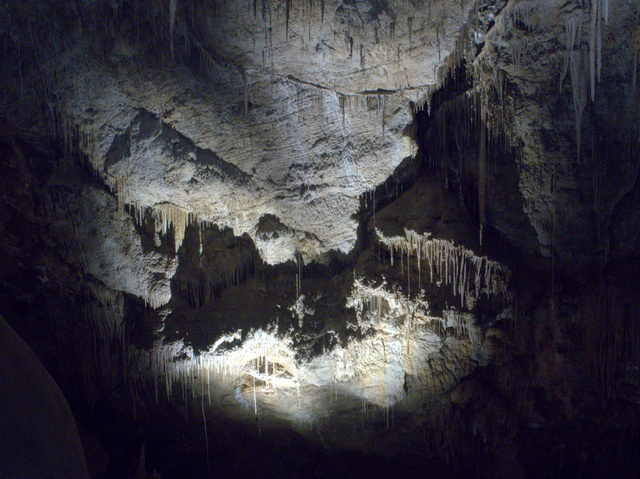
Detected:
left=1, top=0, right=640, bottom=478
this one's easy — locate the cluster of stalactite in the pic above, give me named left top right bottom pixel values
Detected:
left=557, top=0, right=611, bottom=161
left=113, top=275, right=492, bottom=422
left=129, top=329, right=301, bottom=414
left=41, top=186, right=90, bottom=273
left=581, top=286, right=640, bottom=401
left=412, top=59, right=520, bottom=247
left=40, top=0, right=476, bottom=99
left=418, top=88, right=483, bottom=171
left=357, top=145, right=424, bottom=223
left=346, top=278, right=432, bottom=333
left=376, top=228, right=511, bottom=309
left=153, top=203, right=192, bottom=253
left=419, top=394, right=514, bottom=469
left=43, top=179, right=177, bottom=309
left=172, top=243, right=257, bottom=309
left=3, top=1, right=251, bottom=257
left=478, top=0, right=615, bottom=162
left=84, top=283, right=126, bottom=352
left=338, top=278, right=484, bottom=406
left=58, top=106, right=198, bottom=257
left=79, top=283, right=128, bottom=408
left=411, top=66, right=496, bottom=248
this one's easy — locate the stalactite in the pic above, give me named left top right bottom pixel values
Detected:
left=570, top=49, right=588, bottom=161
left=633, top=36, right=639, bottom=92
left=479, top=125, right=487, bottom=246
left=509, top=38, right=524, bottom=71
left=551, top=173, right=556, bottom=315
left=381, top=95, right=386, bottom=135
left=285, top=0, right=291, bottom=40
left=590, top=0, right=598, bottom=101
left=242, top=69, right=249, bottom=116
left=376, top=229, right=511, bottom=309
left=169, top=0, right=177, bottom=62
left=154, top=203, right=191, bottom=252
left=560, top=10, right=582, bottom=90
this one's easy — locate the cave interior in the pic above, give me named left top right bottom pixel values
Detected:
left=1, top=0, right=640, bottom=477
